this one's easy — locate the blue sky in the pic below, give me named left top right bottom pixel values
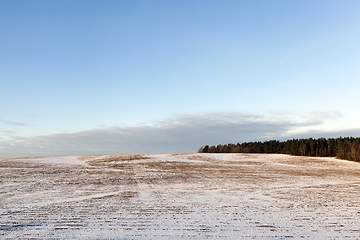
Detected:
left=1, top=0, right=360, bottom=157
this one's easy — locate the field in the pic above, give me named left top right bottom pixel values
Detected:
left=1, top=153, right=360, bottom=239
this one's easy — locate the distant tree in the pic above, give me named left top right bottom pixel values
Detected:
left=198, top=137, right=360, bottom=162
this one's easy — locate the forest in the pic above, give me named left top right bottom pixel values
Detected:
left=198, top=137, right=360, bottom=162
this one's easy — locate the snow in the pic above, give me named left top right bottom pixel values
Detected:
left=148, top=154, right=211, bottom=164
left=1, top=153, right=360, bottom=239
left=17, top=156, right=84, bottom=165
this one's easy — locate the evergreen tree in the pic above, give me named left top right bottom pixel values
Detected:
left=198, top=137, right=360, bottom=162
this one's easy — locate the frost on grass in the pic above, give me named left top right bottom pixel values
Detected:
left=1, top=154, right=360, bottom=239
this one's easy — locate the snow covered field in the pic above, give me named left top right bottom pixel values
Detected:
left=1, top=153, right=360, bottom=239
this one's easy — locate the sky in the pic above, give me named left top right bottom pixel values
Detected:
left=1, top=0, right=360, bottom=157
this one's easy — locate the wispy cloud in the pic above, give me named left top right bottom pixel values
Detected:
left=0, top=118, right=30, bottom=126
left=0, top=111, right=355, bottom=157
left=2, top=130, right=16, bottom=135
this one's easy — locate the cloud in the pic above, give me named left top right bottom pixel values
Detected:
left=2, top=130, right=16, bottom=135
left=283, top=128, right=360, bottom=140
left=265, top=110, right=343, bottom=127
left=297, top=111, right=343, bottom=126
left=0, top=111, right=355, bottom=157
left=0, top=118, right=30, bottom=126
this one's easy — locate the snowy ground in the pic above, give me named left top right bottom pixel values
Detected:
left=1, top=153, right=360, bottom=239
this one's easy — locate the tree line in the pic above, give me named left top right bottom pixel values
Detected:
left=198, top=137, right=360, bottom=162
